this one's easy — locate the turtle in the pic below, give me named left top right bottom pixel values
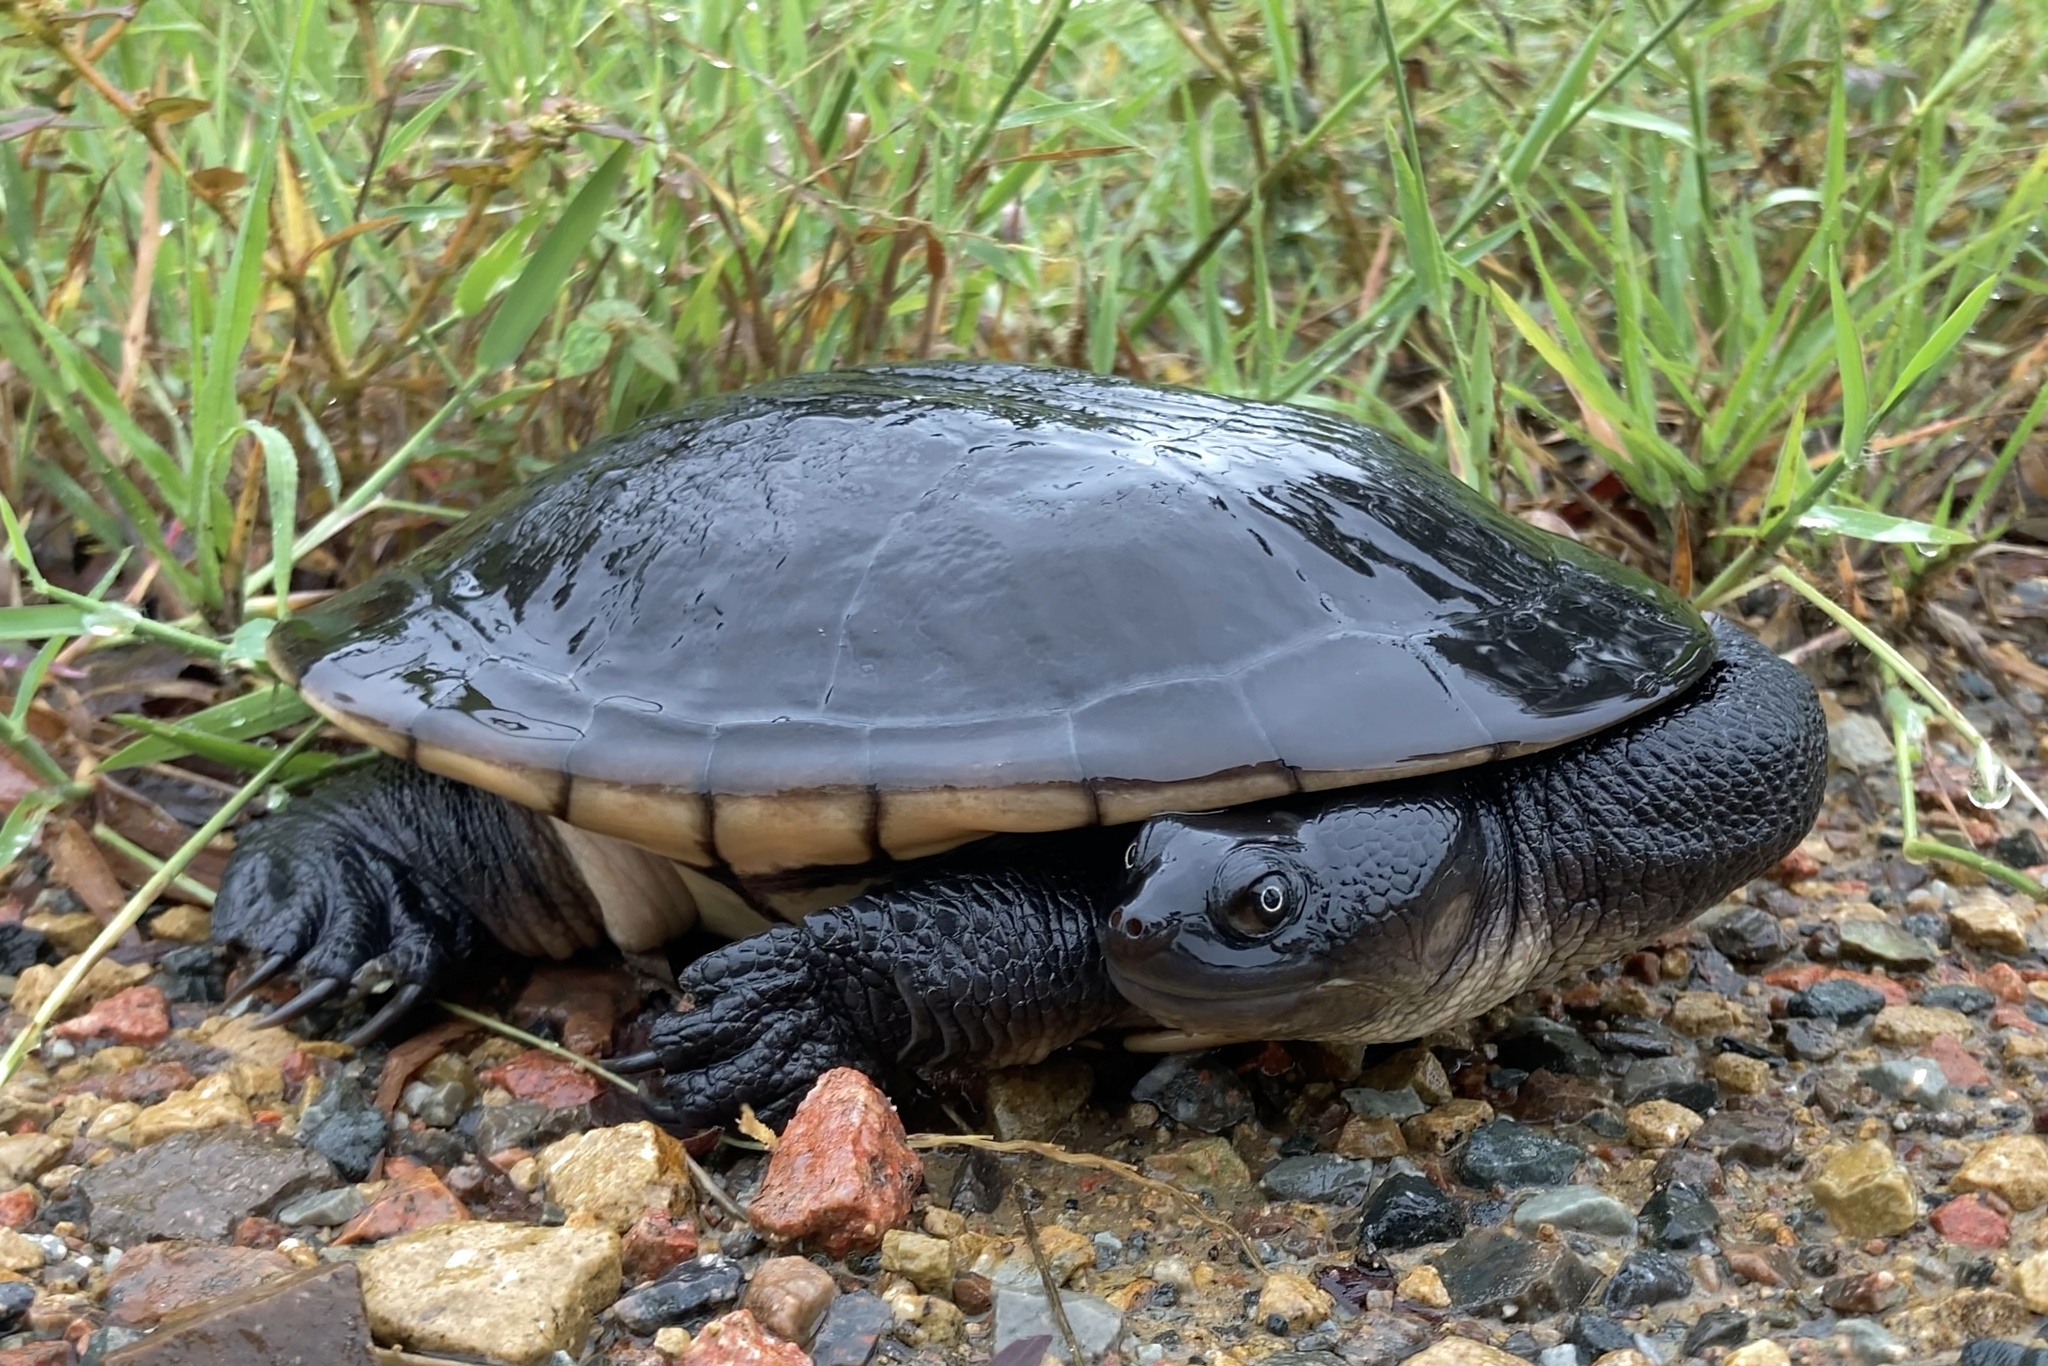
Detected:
left=211, top=361, right=1827, bottom=1127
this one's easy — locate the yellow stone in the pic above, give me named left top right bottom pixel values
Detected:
left=1396, top=1264, right=1450, bottom=1308
left=652, top=1326, right=691, bottom=1359
left=361, top=1223, right=620, bottom=1366
left=0, top=1133, right=70, bottom=1186
left=146, top=905, right=213, bottom=944
left=1625, top=1100, right=1703, bottom=1149
left=11, top=957, right=150, bottom=1019
left=880, top=1229, right=955, bottom=1294
left=1952, top=1135, right=2048, bottom=1211
left=1950, top=892, right=2032, bottom=955
left=1591, top=1352, right=1655, bottom=1366
left=2015, top=1250, right=2048, bottom=1313
left=1254, top=1271, right=1333, bottom=1334
left=1711, top=1052, right=1772, bottom=1096
left=0, top=1228, right=44, bottom=1272
left=1361, top=1046, right=1451, bottom=1104
left=1869, top=1005, right=1974, bottom=1048
left=132, top=1081, right=252, bottom=1145
left=538, top=1122, right=693, bottom=1232
left=1721, top=1344, right=1792, bottom=1366
left=1667, top=992, right=1751, bottom=1036
left=1811, top=1140, right=1917, bottom=1237
left=23, top=911, right=100, bottom=957
left=1401, top=1338, right=1527, bottom=1365
left=1402, top=1099, right=1494, bottom=1153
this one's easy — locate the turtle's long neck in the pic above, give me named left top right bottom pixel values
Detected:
left=1492, top=615, right=1827, bottom=975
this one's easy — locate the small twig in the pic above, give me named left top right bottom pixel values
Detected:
left=1014, top=1193, right=1089, bottom=1366
left=906, top=1133, right=1263, bottom=1271
left=685, top=1151, right=747, bottom=1224
left=90, top=823, right=216, bottom=906
left=432, top=1000, right=645, bottom=1093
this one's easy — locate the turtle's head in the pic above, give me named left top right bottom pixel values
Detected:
left=1104, top=787, right=1502, bottom=1044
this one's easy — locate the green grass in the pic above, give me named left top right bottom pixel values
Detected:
left=0, top=0, right=2045, bottom=878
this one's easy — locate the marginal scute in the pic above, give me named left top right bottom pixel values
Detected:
left=413, top=741, right=567, bottom=820
left=1093, top=767, right=1298, bottom=825
left=712, top=791, right=877, bottom=877
left=566, top=779, right=713, bottom=867
left=877, top=785, right=1099, bottom=861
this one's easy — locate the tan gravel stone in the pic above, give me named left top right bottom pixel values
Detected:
left=653, top=1325, right=692, bottom=1358
left=0, top=1134, right=69, bottom=1186
left=1254, top=1271, right=1333, bottom=1333
left=1667, top=992, right=1752, bottom=1035
left=131, top=1080, right=252, bottom=1146
left=1396, top=1264, right=1450, bottom=1308
left=1950, top=892, right=2033, bottom=955
left=880, top=1230, right=954, bottom=1294
left=539, top=1122, right=693, bottom=1232
left=1590, top=1352, right=1655, bottom=1366
left=1711, top=1052, right=1772, bottom=1095
left=1362, top=1046, right=1451, bottom=1104
left=1337, top=1114, right=1408, bottom=1158
left=1145, top=1136, right=1251, bottom=1196
left=1721, top=1344, right=1792, bottom=1366
left=1952, top=1134, right=2048, bottom=1211
left=1403, top=1098, right=1494, bottom=1153
left=1402, top=1338, right=1526, bottom=1365
left=12, top=957, right=150, bottom=1018
left=2016, top=1250, right=2048, bottom=1313
left=1811, top=1140, right=1917, bottom=1237
left=24, top=911, right=100, bottom=957
left=1869, top=1005, right=1974, bottom=1048
left=0, top=1227, right=44, bottom=1271
left=359, top=1222, right=620, bottom=1366
left=146, top=905, right=213, bottom=944
left=1625, top=1100, right=1703, bottom=1148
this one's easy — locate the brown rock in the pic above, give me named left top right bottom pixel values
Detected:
left=747, top=1069, right=923, bottom=1258
left=0, top=1135, right=68, bottom=1186
left=1710, top=1053, right=1772, bottom=1096
left=478, top=1050, right=604, bottom=1109
left=0, top=1342, right=74, bottom=1366
left=1254, top=1271, right=1333, bottom=1333
left=1336, top=1114, right=1408, bottom=1158
left=1401, top=1344, right=1528, bottom=1366
left=104, top=1242, right=296, bottom=1327
left=103, top=1262, right=374, bottom=1366
left=678, top=1309, right=810, bottom=1365
left=146, top=906, right=212, bottom=944
left=950, top=1272, right=992, bottom=1315
left=741, top=1256, right=836, bottom=1345
left=1361, top=1046, right=1451, bottom=1103
left=51, top=986, right=169, bottom=1048
left=1891, top=1288, right=2034, bottom=1356
left=1951, top=892, right=2033, bottom=954
left=1143, top=1135, right=1252, bottom=1197
left=334, top=1159, right=467, bottom=1245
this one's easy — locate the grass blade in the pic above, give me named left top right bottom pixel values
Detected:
left=476, top=143, right=636, bottom=373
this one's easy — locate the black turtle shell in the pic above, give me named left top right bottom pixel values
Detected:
left=273, top=362, right=1712, bottom=875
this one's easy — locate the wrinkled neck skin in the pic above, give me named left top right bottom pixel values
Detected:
left=1106, top=616, right=1828, bottom=1047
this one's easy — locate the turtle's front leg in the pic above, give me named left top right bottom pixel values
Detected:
left=631, top=835, right=1133, bottom=1128
left=213, top=759, right=607, bottom=1042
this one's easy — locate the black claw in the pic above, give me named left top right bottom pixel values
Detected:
left=223, top=953, right=292, bottom=1012
left=256, top=976, right=346, bottom=1028
left=608, top=1049, right=666, bottom=1074
left=341, top=982, right=427, bottom=1048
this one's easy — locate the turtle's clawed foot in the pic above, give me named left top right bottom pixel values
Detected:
left=631, top=929, right=877, bottom=1130
left=213, top=772, right=483, bottom=1044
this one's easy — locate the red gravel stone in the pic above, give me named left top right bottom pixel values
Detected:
left=1983, top=963, right=2029, bottom=1002
left=0, top=1343, right=73, bottom=1366
left=1991, top=1004, right=2039, bottom=1033
left=333, top=1159, right=467, bottom=1245
left=1927, top=1032, right=1992, bottom=1089
left=747, top=1068, right=923, bottom=1258
left=1931, top=1194, right=2010, bottom=1248
left=231, top=1217, right=288, bottom=1249
left=620, top=1206, right=699, bottom=1284
left=478, top=1049, right=603, bottom=1109
left=51, top=986, right=168, bottom=1047
left=0, top=1188, right=37, bottom=1230
left=1774, top=847, right=1822, bottom=880
left=677, top=1310, right=811, bottom=1365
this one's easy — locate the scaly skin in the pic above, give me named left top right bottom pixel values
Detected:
left=213, top=616, right=1825, bottom=1128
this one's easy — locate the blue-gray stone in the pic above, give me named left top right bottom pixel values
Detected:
left=298, top=1074, right=385, bottom=1182
left=1603, top=1250, right=1692, bottom=1308
left=1458, top=1120, right=1583, bottom=1189
left=994, top=1288, right=1123, bottom=1359
left=1511, top=1187, right=1635, bottom=1237
left=1342, top=1086, right=1425, bottom=1120
left=1788, top=978, right=1886, bottom=1023
left=1359, top=1173, right=1464, bottom=1250
left=1260, top=1154, right=1375, bottom=1205
left=275, top=1186, right=368, bottom=1227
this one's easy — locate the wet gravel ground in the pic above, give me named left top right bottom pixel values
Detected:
left=7, top=589, right=2048, bottom=1366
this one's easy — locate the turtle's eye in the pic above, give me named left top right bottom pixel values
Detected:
left=1220, top=870, right=1298, bottom=938
left=1124, top=841, right=1140, bottom=870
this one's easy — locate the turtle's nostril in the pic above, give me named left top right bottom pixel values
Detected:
left=1121, top=916, right=1147, bottom=939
